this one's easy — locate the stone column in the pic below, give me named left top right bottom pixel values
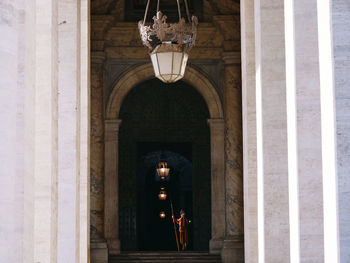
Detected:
left=104, top=119, right=122, bottom=254
left=207, top=119, right=226, bottom=254
left=57, top=0, right=82, bottom=261
left=0, top=1, right=25, bottom=261
left=332, top=0, right=350, bottom=261
left=287, top=0, right=324, bottom=261
left=221, top=53, right=244, bottom=263
left=254, top=0, right=291, bottom=261
left=23, top=0, right=59, bottom=262
left=241, top=0, right=258, bottom=262
left=79, top=0, right=91, bottom=262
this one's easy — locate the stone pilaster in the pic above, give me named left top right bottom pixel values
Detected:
left=90, top=53, right=106, bottom=240
left=104, top=119, right=122, bottom=254
left=207, top=119, right=226, bottom=254
left=221, top=53, right=244, bottom=263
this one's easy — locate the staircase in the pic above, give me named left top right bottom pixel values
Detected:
left=109, top=252, right=221, bottom=263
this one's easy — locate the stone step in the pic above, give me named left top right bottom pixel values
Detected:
left=109, top=252, right=221, bottom=263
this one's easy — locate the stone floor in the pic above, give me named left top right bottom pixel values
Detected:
left=109, top=252, right=221, bottom=263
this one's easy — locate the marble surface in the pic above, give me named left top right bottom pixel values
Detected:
left=333, top=0, right=350, bottom=261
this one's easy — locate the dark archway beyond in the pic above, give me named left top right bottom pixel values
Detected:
left=118, top=79, right=211, bottom=251
left=137, top=146, right=193, bottom=251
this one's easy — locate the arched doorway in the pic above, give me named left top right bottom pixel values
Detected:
left=118, top=79, right=211, bottom=251
left=104, top=64, right=225, bottom=254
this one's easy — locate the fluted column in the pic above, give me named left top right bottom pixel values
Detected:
left=221, top=53, right=244, bottom=263
left=207, top=118, right=226, bottom=254
left=104, top=119, right=122, bottom=254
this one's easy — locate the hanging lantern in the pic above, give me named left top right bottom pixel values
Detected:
left=159, top=211, right=166, bottom=219
left=138, top=0, right=198, bottom=83
left=157, top=161, right=170, bottom=180
left=158, top=187, right=167, bottom=200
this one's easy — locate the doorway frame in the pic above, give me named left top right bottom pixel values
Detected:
left=104, top=63, right=225, bottom=254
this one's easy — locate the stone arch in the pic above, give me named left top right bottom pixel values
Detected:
left=106, top=63, right=223, bottom=120
left=104, top=63, right=225, bottom=254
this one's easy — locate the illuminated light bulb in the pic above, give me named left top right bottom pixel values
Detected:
left=159, top=211, right=166, bottom=219
left=158, top=187, right=167, bottom=200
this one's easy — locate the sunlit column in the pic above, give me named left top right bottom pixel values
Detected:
left=317, top=0, right=340, bottom=262
left=0, top=1, right=24, bottom=262
left=241, top=0, right=258, bottom=261
left=23, top=0, right=59, bottom=262
left=79, top=0, right=91, bottom=261
left=254, top=0, right=290, bottom=262
left=285, top=0, right=325, bottom=262
left=57, top=0, right=82, bottom=261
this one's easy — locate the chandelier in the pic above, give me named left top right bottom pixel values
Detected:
left=138, top=0, right=198, bottom=83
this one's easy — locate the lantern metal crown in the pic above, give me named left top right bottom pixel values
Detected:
left=138, top=0, right=198, bottom=83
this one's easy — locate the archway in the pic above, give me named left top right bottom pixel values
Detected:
left=104, top=64, right=225, bottom=254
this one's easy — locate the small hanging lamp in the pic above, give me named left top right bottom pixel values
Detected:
left=159, top=211, right=166, bottom=219
left=157, top=161, right=170, bottom=180
left=138, top=0, right=198, bottom=83
left=158, top=187, right=167, bottom=200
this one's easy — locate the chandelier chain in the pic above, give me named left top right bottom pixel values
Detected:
left=184, top=0, right=191, bottom=22
left=143, top=0, right=192, bottom=25
left=143, top=0, right=151, bottom=25
left=176, top=0, right=181, bottom=21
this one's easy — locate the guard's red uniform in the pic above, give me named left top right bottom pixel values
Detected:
left=176, top=213, right=189, bottom=250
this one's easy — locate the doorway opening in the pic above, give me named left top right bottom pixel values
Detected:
left=137, top=142, right=193, bottom=251
left=118, top=78, right=211, bottom=251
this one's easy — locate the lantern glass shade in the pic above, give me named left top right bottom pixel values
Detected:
left=150, top=43, right=188, bottom=83
left=158, top=187, right=167, bottom=200
left=159, top=211, right=166, bottom=219
left=157, top=161, right=170, bottom=180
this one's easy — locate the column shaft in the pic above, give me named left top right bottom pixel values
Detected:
left=332, top=0, right=350, bottom=261
left=255, top=0, right=290, bottom=261
left=289, top=0, right=324, bottom=261
left=241, top=0, right=258, bottom=262
left=79, top=0, right=91, bottom=262
left=57, top=0, right=81, bottom=261
left=0, top=1, right=24, bottom=262
left=33, top=0, right=59, bottom=262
